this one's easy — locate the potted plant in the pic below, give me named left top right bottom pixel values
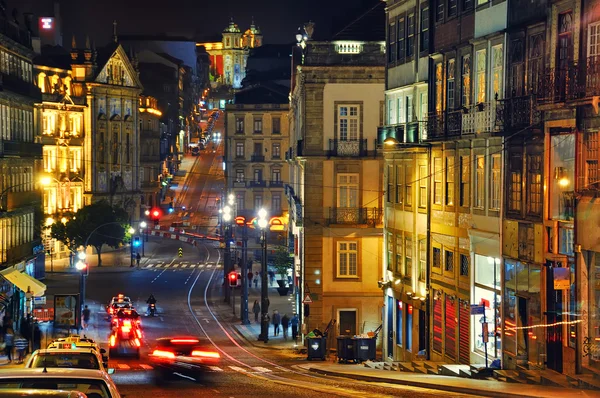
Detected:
left=273, top=246, right=293, bottom=296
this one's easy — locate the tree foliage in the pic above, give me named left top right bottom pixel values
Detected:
left=50, top=201, right=129, bottom=266
left=272, top=245, right=293, bottom=280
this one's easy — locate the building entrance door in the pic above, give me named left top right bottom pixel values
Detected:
left=339, top=309, right=357, bottom=336
left=387, top=297, right=394, bottom=359
left=545, top=265, right=563, bottom=373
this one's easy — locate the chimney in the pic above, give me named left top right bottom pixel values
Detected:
left=84, top=35, right=92, bottom=63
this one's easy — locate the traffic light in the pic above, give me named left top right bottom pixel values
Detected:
left=168, top=202, right=174, bottom=214
left=228, top=271, right=238, bottom=287
left=178, top=247, right=183, bottom=257
left=150, top=208, right=162, bottom=226
left=75, top=261, right=89, bottom=276
left=133, top=237, right=141, bottom=248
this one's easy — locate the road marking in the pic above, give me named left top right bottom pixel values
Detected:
left=181, top=264, right=188, bottom=268
left=172, top=263, right=180, bottom=268
left=252, top=366, right=272, bottom=373
left=209, top=366, right=223, bottom=372
left=207, top=264, right=212, bottom=268
left=198, top=264, right=205, bottom=268
left=117, top=364, right=130, bottom=370
left=154, top=263, right=162, bottom=268
left=190, top=264, right=197, bottom=268
left=146, top=264, right=154, bottom=268
left=228, top=366, right=247, bottom=372
left=139, top=364, right=153, bottom=370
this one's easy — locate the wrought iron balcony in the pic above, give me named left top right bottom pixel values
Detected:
left=248, top=180, right=266, bottom=188
left=461, top=103, right=497, bottom=134
left=269, top=180, right=284, bottom=187
left=426, top=112, right=445, bottom=140
left=328, top=139, right=367, bottom=157
left=495, top=95, right=541, bottom=131
left=326, top=207, right=382, bottom=226
left=233, top=181, right=246, bottom=188
left=250, top=154, right=265, bottom=162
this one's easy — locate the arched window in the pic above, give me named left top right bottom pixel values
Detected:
left=37, top=72, right=46, bottom=93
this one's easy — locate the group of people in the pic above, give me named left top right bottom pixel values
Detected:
left=251, top=301, right=299, bottom=341
left=2, top=313, right=40, bottom=364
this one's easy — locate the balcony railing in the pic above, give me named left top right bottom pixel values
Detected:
left=328, top=139, right=367, bottom=157
left=251, top=154, right=265, bottom=162
left=495, top=95, right=541, bottom=131
left=285, top=184, right=302, bottom=226
left=233, top=181, right=246, bottom=188
left=270, top=180, right=283, bottom=187
left=326, top=207, right=382, bottom=226
left=426, top=112, right=445, bottom=140
left=248, top=180, right=266, bottom=188
left=378, top=123, right=422, bottom=144
left=462, top=103, right=497, bottom=134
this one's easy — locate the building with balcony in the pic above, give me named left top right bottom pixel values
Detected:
left=288, top=2, right=385, bottom=343
left=225, top=83, right=289, bottom=218
left=138, top=95, right=163, bottom=212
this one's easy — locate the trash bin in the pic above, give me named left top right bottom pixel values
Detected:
left=353, top=337, right=376, bottom=362
left=336, top=335, right=355, bottom=363
left=307, top=336, right=327, bottom=361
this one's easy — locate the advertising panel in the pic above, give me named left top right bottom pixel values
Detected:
left=53, top=294, right=79, bottom=329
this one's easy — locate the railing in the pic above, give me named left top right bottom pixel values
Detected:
left=328, top=139, right=367, bottom=157
left=496, top=95, right=541, bottom=131
left=285, top=184, right=302, bottom=226
left=250, top=155, right=265, bottom=162
left=326, top=207, right=382, bottom=226
left=447, top=110, right=463, bottom=136
left=426, top=112, right=445, bottom=140
left=248, top=180, right=266, bottom=188
left=269, top=180, right=283, bottom=187
left=462, top=103, right=496, bottom=134
left=233, top=181, right=246, bottom=188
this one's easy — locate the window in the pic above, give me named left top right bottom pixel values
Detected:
left=586, top=132, right=599, bottom=187
left=387, top=165, right=394, bottom=203
left=396, top=301, right=403, bottom=346
left=419, top=165, right=427, bottom=208
left=338, top=242, right=358, bottom=277
left=420, top=92, right=428, bottom=138
left=272, top=194, right=281, bottom=212
left=460, top=155, right=470, bottom=207
left=272, top=143, right=281, bottom=159
left=518, top=223, right=534, bottom=260
left=235, top=117, right=244, bottom=134
left=474, top=155, right=485, bottom=208
left=527, top=154, right=542, bottom=215
left=387, top=233, right=394, bottom=271
left=387, top=99, right=394, bottom=124
left=447, top=59, right=456, bottom=110
left=396, top=164, right=403, bottom=204
left=236, top=193, right=245, bottom=209
left=461, top=55, right=471, bottom=107
left=112, top=131, right=118, bottom=165
left=396, top=235, right=403, bottom=274
left=419, top=238, right=426, bottom=281
left=463, top=0, right=473, bottom=10
left=397, top=97, right=404, bottom=124
left=492, top=45, right=503, bottom=99
left=433, top=247, right=441, bottom=268
left=407, top=96, right=413, bottom=122
left=253, top=142, right=263, bottom=156
left=272, top=169, right=281, bottom=183
left=433, top=158, right=442, bottom=205
left=435, top=63, right=443, bottom=113
left=253, top=117, right=263, bottom=134
left=338, top=174, right=359, bottom=207
left=446, top=156, right=455, bottom=205
left=407, top=13, right=415, bottom=58
left=397, top=17, right=405, bottom=61
left=508, top=152, right=522, bottom=212
left=436, top=0, right=444, bottom=22
left=388, top=22, right=397, bottom=63
left=405, top=237, right=413, bottom=276
left=235, top=142, right=244, bottom=158
left=476, top=49, right=487, bottom=103
left=460, top=254, right=470, bottom=276
left=420, top=7, right=429, bottom=52
left=510, top=39, right=525, bottom=97
left=253, top=169, right=262, bottom=182
left=236, top=169, right=245, bottom=182
left=338, top=105, right=359, bottom=141
left=272, top=117, right=281, bottom=134
left=445, top=250, right=454, bottom=272
left=254, top=194, right=262, bottom=209
left=448, top=0, right=457, bottom=17
left=490, top=154, right=501, bottom=210
left=405, top=165, right=413, bottom=206
left=528, top=34, right=544, bottom=94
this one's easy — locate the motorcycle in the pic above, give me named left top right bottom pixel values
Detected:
left=148, top=303, right=156, bottom=317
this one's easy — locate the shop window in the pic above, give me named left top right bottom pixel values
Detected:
left=550, top=134, right=575, bottom=220
left=445, top=250, right=454, bottom=272
left=406, top=304, right=413, bottom=351
left=433, top=247, right=441, bottom=268
left=396, top=301, right=403, bottom=346
left=459, top=254, right=470, bottom=276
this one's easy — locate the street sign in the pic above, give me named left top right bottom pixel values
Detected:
left=470, top=304, right=485, bottom=315
left=33, top=296, right=46, bottom=305
left=303, top=293, right=313, bottom=304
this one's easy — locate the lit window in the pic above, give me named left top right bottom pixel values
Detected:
left=338, top=105, right=359, bottom=141
left=338, top=241, right=358, bottom=277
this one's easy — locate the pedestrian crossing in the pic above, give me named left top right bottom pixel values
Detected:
left=110, top=362, right=287, bottom=373
left=144, top=262, right=220, bottom=270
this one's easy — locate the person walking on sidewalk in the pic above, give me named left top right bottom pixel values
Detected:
left=291, top=313, right=299, bottom=341
left=281, top=314, right=290, bottom=340
left=82, top=305, right=91, bottom=330
left=14, top=334, right=27, bottom=364
left=272, top=310, right=280, bottom=336
left=136, top=253, right=141, bottom=268
left=247, top=271, right=253, bottom=288
left=252, top=300, right=261, bottom=323
left=254, top=272, right=259, bottom=288
left=4, top=327, right=14, bottom=363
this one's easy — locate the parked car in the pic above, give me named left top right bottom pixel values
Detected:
left=26, top=348, right=113, bottom=374
left=0, top=389, right=88, bottom=397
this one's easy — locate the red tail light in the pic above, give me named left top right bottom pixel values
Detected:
left=136, top=329, right=142, bottom=339
left=152, top=349, right=175, bottom=358
left=134, top=338, right=141, bottom=347
left=110, top=335, right=116, bottom=347
left=171, top=339, right=199, bottom=344
left=123, top=320, right=132, bottom=327
left=192, top=350, right=220, bottom=359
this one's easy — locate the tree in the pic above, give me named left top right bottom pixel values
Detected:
left=272, top=245, right=293, bottom=282
left=50, top=201, right=129, bottom=267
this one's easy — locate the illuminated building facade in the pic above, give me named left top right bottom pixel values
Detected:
left=138, top=95, right=163, bottom=209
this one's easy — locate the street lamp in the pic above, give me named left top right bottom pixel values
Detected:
left=128, top=227, right=135, bottom=267
left=223, top=203, right=233, bottom=304
left=257, top=208, right=269, bottom=343
left=139, top=221, right=147, bottom=256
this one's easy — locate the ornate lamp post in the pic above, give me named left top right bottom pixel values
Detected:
left=257, top=208, right=269, bottom=343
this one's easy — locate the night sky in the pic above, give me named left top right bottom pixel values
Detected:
left=9, top=0, right=372, bottom=46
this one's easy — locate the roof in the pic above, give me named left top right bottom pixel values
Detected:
left=0, top=368, right=108, bottom=378
left=156, top=52, right=184, bottom=66
left=34, top=46, right=72, bottom=70
left=119, top=34, right=194, bottom=42
left=332, top=0, right=386, bottom=41
left=234, top=83, right=289, bottom=105
left=248, top=44, right=292, bottom=58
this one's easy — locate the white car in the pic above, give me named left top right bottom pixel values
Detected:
left=26, top=349, right=113, bottom=374
left=47, top=336, right=109, bottom=369
left=0, top=368, right=121, bottom=398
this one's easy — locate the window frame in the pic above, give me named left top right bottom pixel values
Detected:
left=461, top=54, right=471, bottom=107
left=396, top=164, right=404, bottom=204
left=474, top=154, right=485, bottom=209
left=337, top=173, right=359, bottom=208
left=338, top=105, right=360, bottom=141
left=419, top=164, right=427, bottom=208
left=235, top=117, right=244, bottom=134
left=407, top=12, right=416, bottom=58
left=253, top=117, right=263, bottom=134
left=235, top=142, right=245, bottom=158
left=272, top=117, right=281, bottom=135
left=397, top=17, right=405, bottom=62
left=420, top=6, right=430, bottom=53
left=476, top=49, right=487, bottom=104
left=337, top=241, right=359, bottom=278
left=490, top=154, right=501, bottom=210
left=460, top=155, right=470, bottom=207
left=433, top=157, right=442, bottom=205
left=447, top=58, right=456, bottom=110
left=446, top=155, right=455, bottom=206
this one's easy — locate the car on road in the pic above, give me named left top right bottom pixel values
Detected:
left=26, top=348, right=113, bottom=374
left=191, top=146, right=200, bottom=156
left=110, top=308, right=141, bottom=329
left=148, top=336, right=220, bottom=383
left=46, top=336, right=109, bottom=370
left=109, top=319, right=142, bottom=359
left=108, top=294, right=130, bottom=307
left=0, top=368, right=121, bottom=398
left=0, top=389, right=88, bottom=397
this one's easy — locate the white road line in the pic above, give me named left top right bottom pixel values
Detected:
left=228, top=366, right=247, bottom=372
left=172, top=263, right=180, bottom=268
left=209, top=366, right=223, bottom=372
left=190, top=264, right=197, bottom=268
left=252, top=367, right=272, bottom=373
left=207, top=264, right=212, bottom=268
left=181, top=264, right=188, bottom=268
left=139, top=364, right=153, bottom=370
left=198, top=264, right=205, bottom=268
left=146, top=264, right=154, bottom=268
left=163, top=264, right=170, bottom=269
left=154, top=263, right=162, bottom=268
left=117, top=364, right=130, bottom=370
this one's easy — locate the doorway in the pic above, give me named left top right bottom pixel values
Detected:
left=545, top=265, right=563, bottom=373
left=339, top=310, right=357, bottom=336
left=387, top=297, right=394, bottom=359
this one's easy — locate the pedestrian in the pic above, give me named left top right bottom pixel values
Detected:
left=254, top=272, right=259, bottom=287
left=19, top=316, right=31, bottom=349
left=268, top=270, right=275, bottom=286
left=291, top=313, right=299, bottom=341
left=247, top=271, right=253, bottom=288
left=14, top=334, right=27, bottom=364
left=272, top=310, right=280, bottom=337
left=136, top=253, right=141, bottom=267
left=252, top=300, right=261, bottom=323
left=2, top=312, right=11, bottom=334
left=4, top=327, right=14, bottom=363
left=32, top=324, right=41, bottom=351
left=82, top=305, right=91, bottom=330
left=281, top=314, right=290, bottom=340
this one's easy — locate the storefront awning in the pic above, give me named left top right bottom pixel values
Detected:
left=0, top=268, right=46, bottom=297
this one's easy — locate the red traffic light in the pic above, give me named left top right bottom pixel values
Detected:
left=150, top=208, right=162, bottom=219
left=228, top=271, right=238, bottom=287
left=234, top=216, right=246, bottom=226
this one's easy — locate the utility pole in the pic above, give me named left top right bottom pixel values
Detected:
left=240, top=224, right=249, bottom=324
left=224, top=224, right=231, bottom=304
left=257, top=208, right=269, bottom=343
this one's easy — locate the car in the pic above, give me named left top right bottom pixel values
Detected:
left=0, top=389, right=88, bottom=397
left=109, top=320, right=142, bottom=358
left=110, top=308, right=141, bottom=329
left=106, top=301, right=132, bottom=318
left=26, top=348, right=113, bottom=374
left=46, top=336, right=109, bottom=370
left=0, top=368, right=121, bottom=398
left=148, top=336, right=220, bottom=383
left=108, top=294, right=131, bottom=307
left=191, top=146, right=200, bottom=156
